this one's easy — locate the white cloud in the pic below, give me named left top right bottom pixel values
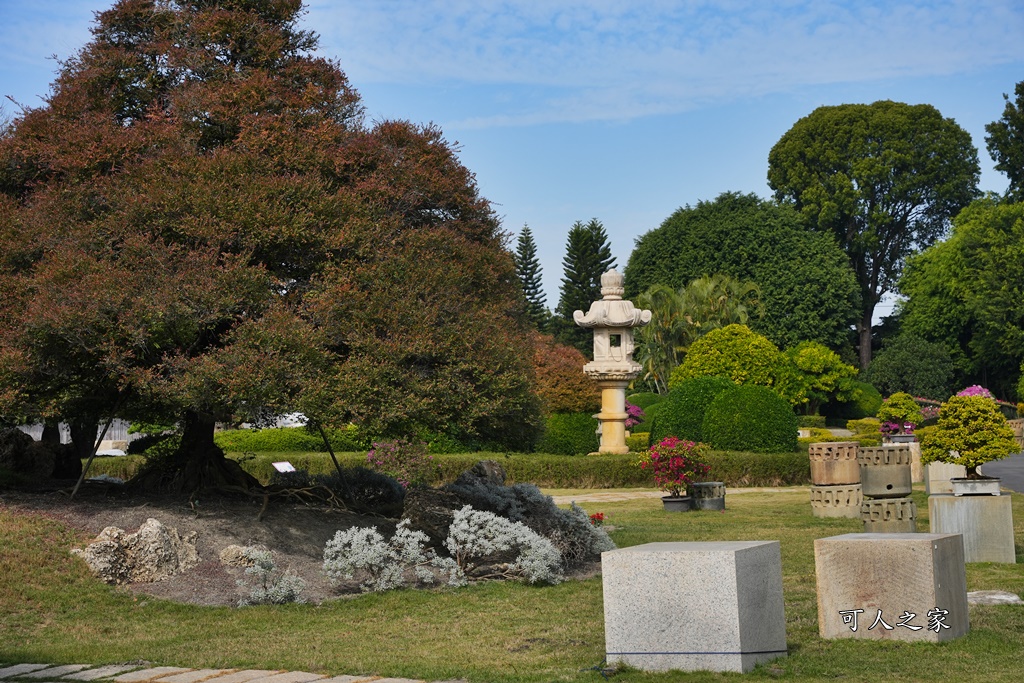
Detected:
left=306, top=0, right=1024, bottom=127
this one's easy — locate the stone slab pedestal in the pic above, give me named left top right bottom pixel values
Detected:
left=861, top=497, right=916, bottom=532
left=908, top=442, right=923, bottom=483
left=810, top=484, right=862, bottom=518
left=926, top=461, right=967, bottom=495
left=602, top=541, right=787, bottom=673
left=929, top=494, right=1016, bottom=563
left=814, top=533, right=969, bottom=642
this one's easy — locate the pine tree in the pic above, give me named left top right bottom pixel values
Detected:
left=554, top=219, right=616, bottom=355
left=513, top=226, right=549, bottom=329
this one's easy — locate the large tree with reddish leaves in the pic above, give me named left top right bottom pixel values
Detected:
left=0, top=0, right=540, bottom=492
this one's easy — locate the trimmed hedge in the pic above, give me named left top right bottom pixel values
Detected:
left=80, top=450, right=811, bottom=489
left=822, top=380, right=883, bottom=420
left=703, top=384, right=797, bottom=453
left=214, top=426, right=366, bottom=453
left=625, top=392, right=665, bottom=410
left=625, top=432, right=649, bottom=452
left=650, top=376, right=736, bottom=445
left=796, top=415, right=827, bottom=428
left=536, top=412, right=599, bottom=456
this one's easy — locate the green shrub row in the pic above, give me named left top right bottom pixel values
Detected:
left=796, top=415, right=827, bottom=428
left=213, top=426, right=366, bottom=453
left=81, top=450, right=811, bottom=489
left=536, top=413, right=599, bottom=456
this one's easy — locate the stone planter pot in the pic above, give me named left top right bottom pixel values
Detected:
left=808, top=442, right=860, bottom=486
left=1008, top=418, right=1024, bottom=450
left=662, top=496, right=693, bottom=512
left=951, top=477, right=1001, bottom=496
left=887, top=434, right=917, bottom=444
left=689, top=482, right=726, bottom=510
left=858, top=446, right=912, bottom=499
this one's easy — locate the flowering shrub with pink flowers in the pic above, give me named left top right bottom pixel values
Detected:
left=956, top=385, right=995, bottom=399
left=625, top=401, right=645, bottom=429
left=637, top=436, right=711, bottom=497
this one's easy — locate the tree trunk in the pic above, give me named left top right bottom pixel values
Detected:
left=69, top=417, right=100, bottom=460
left=40, top=419, right=61, bottom=445
left=131, top=410, right=260, bottom=494
left=857, top=307, right=874, bottom=371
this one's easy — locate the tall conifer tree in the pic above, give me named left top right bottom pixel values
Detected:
left=554, top=219, right=616, bottom=355
left=513, top=226, right=549, bottom=329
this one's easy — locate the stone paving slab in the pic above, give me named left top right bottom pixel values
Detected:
left=196, top=672, right=280, bottom=683
left=156, top=671, right=231, bottom=683
left=22, top=666, right=91, bottom=679
left=243, top=673, right=324, bottom=683
left=0, top=666, right=52, bottom=679
left=114, top=669, right=192, bottom=683
left=65, top=666, right=142, bottom=681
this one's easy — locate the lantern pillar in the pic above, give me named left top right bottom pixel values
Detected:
left=574, top=269, right=652, bottom=454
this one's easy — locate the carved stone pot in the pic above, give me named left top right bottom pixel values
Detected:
left=858, top=445, right=912, bottom=499
left=689, top=482, right=726, bottom=510
left=808, top=442, right=860, bottom=486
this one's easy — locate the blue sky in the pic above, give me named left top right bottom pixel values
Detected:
left=2, top=1, right=1024, bottom=321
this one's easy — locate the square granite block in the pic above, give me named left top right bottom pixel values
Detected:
left=815, top=533, right=968, bottom=642
left=929, top=494, right=1016, bottom=563
left=602, top=541, right=787, bottom=674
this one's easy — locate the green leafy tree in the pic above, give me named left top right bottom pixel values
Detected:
left=876, top=392, right=925, bottom=431
left=985, top=81, right=1024, bottom=202
left=899, top=197, right=1024, bottom=399
left=624, top=192, right=858, bottom=350
left=513, top=226, right=549, bottom=329
left=864, top=334, right=955, bottom=400
left=921, top=395, right=1017, bottom=477
left=553, top=218, right=616, bottom=354
left=768, top=100, right=980, bottom=369
left=634, top=274, right=762, bottom=394
left=0, top=0, right=541, bottom=490
left=778, top=341, right=859, bottom=415
left=669, top=324, right=785, bottom=394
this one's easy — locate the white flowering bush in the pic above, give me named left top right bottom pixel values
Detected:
left=445, top=505, right=564, bottom=585
left=322, top=520, right=464, bottom=592
left=237, top=548, right=306, bottom=606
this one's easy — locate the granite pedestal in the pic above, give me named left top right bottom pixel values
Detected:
left=602, top=541, right=787, bottom=673
left=925, top=461, right=967, bottom=495
left=814, top=533, right=968, bottom=642
left=929, top=494, right=1016, bottom=563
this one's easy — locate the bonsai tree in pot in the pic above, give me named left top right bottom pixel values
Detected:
left=920, top=395, right=1018, bottom=480
left=638, top=436, right=711, bottom=503
left=876, top=392, right=924, bottom=438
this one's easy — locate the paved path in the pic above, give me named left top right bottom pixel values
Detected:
left=979, top=451, right=1024, bottom=493
left=550, top=486, right=809, bottom=505
left=0, top=664, right=460, bottom=683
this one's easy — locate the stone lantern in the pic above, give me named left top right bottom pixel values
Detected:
left=574, top=269, right=651, bottom=454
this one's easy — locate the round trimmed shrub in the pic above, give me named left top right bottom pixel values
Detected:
left=536, top=413, right=599, bottom=455
left=702, top=385, right=798, bottom=453
left=649, top=376, right=737, bottom=445
left=821, top=380, right=883, bottom=420
left=625, top=392, right=665, bottom=410
left=669, top=324, right=783, bottom=390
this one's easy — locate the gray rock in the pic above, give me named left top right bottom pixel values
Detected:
left=72, top=518, right=199, bottom=584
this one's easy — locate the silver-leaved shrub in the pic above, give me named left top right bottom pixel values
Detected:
left=444, top=505, right=563, bottom=585
left=237, top=547, right=306, bottom=606
left=322, top=520, right=464, bottom=592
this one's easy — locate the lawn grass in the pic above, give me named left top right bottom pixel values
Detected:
left=2, top=486, right=1023, bottom=682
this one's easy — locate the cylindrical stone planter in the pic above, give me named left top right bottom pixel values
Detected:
left=662, top=496, right=692, bottom=512
left=810, top=484, right=863, bottom=519
left=1008, top=418, right=1024, bottom=450
left=861, top=497, right=917, bottom=533
left=689, top=482, right=726, bottom=510
left=857, top=445, right=912, bottom=499
left=808, top=442, right=860, bottom=486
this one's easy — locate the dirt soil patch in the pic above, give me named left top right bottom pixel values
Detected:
left=1, top=481, right=393, bottom=606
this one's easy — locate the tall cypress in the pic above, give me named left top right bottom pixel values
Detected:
left=554, top=219, right=616, bottom=355
left=514, top=226, right=549, bottom=329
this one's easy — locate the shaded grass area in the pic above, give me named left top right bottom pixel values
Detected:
left=2, top=487, right=1023, bottom=682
